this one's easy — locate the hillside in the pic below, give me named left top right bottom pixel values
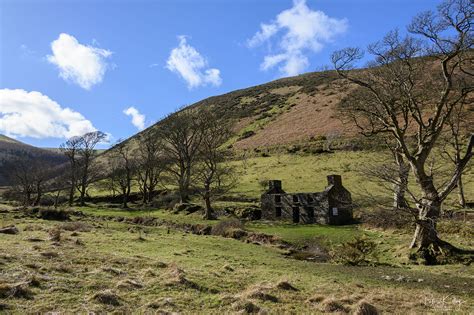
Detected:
left=105, top=70, right=359, bottom=158
left=0, top=135, right=68, bottom=186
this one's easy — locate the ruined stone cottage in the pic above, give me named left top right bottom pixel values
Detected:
left=260, top=175, right=353, bottom=225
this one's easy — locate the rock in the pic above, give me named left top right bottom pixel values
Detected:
left=0, top=225, right=19, bottom=235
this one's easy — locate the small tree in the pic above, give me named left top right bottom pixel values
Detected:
left=76, top=131, right=107, bottom=206
left=60, top=136, right=82, bottom=206
left=109, top=139, right=136, bottom=208
left=158, top=108, right=204, bottom=203
left=193, top=109, right=236, bottom=219
left=135, top=132, right=165, bottom=204
left=331, top=0, right=473, bottom=263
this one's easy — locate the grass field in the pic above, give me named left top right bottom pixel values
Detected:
left=1, top=150, right=473, bottom=313
left=1, top=204, right=473, bottom=313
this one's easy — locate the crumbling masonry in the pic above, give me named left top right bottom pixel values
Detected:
left=260, top=175, right=353, bottom=225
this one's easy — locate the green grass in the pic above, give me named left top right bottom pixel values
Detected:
left=1, top=207, right=473, bottom=313
left=79, top=206, right=219, bottom=226
left=228, top=151, right=473, bottom=208
left=248, top=222, right=365, bottom=246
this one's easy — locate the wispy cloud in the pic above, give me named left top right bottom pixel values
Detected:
left=0, top=89, right=97, bottom=139
left=123, top=106, right=146, bottom=131
left=47, top=33, right=113, bottom=90
left=248, top=0, right=347, bottom=77
left=166, top=36, right=222, bottom=89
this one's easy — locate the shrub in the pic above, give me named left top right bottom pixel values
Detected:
left=331, top=237, right=378, bottom=266
left=211, top=219, right=245, bottom=237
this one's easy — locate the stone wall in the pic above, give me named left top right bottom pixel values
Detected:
left=260, top=174, right=353, bottom=225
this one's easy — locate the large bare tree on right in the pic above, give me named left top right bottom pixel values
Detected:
left=332, top=0, right=473, bottom=264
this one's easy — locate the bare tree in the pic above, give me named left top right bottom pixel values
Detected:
left=60, top=136, right=82, bottom=206
left=158, top=109, right=204, bottom=203
left=331, top=0, right=473, bottom=263
left=109, top=140, right=136, bottom=208
left=3, top=154, right=53, bottom=206
left=135, top=133, right=165, bottom=204
left=76, top=131, right=107, bottom=206
left=193, top=109, right=236, bottom=219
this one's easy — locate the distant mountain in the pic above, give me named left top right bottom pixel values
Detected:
left=0, top=135, right=68, bottom=186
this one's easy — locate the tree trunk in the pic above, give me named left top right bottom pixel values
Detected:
left=457, top=175, right=466, bottom=208
left=24, top=191, right=31, bottom=206
left=33, top=183, right=42, bottom=206
left=179, top=178, right=189, bottom=203
left=393, top=154, right=409, bottom=209
left=203, top=184, right=214, bottom=220
left=122, top=191, right=128, bottom=208
left=409, top=177, right=461, bottom=264
left=68, top=182, right=74, bottom=206
left=79, top=184, right=86, bottom=206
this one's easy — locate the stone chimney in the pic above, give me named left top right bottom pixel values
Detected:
left=268, top=180, right=282, bottom=191
left=327, top=175, right=342, bottom=187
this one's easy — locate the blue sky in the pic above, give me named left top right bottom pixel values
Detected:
left=0, top=0, right=440, bottom=148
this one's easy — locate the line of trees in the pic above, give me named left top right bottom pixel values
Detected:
left=91, top=107, right=235, bottom=219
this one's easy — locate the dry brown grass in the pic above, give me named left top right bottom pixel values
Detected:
left=235, top=83, right=356, bottom=149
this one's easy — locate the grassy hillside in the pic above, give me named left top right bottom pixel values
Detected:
left=100, top=70, right=361, bottom=162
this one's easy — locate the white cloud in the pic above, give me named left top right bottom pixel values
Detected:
left=123, top=106, right=146, bottom=131
left=248, top=0, right=347, bottom=77
left=47, top=33, right=112, bottom=90
left=0, top=89, right=97, bottom=139
left=166, top=36, right=222, bottom=89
